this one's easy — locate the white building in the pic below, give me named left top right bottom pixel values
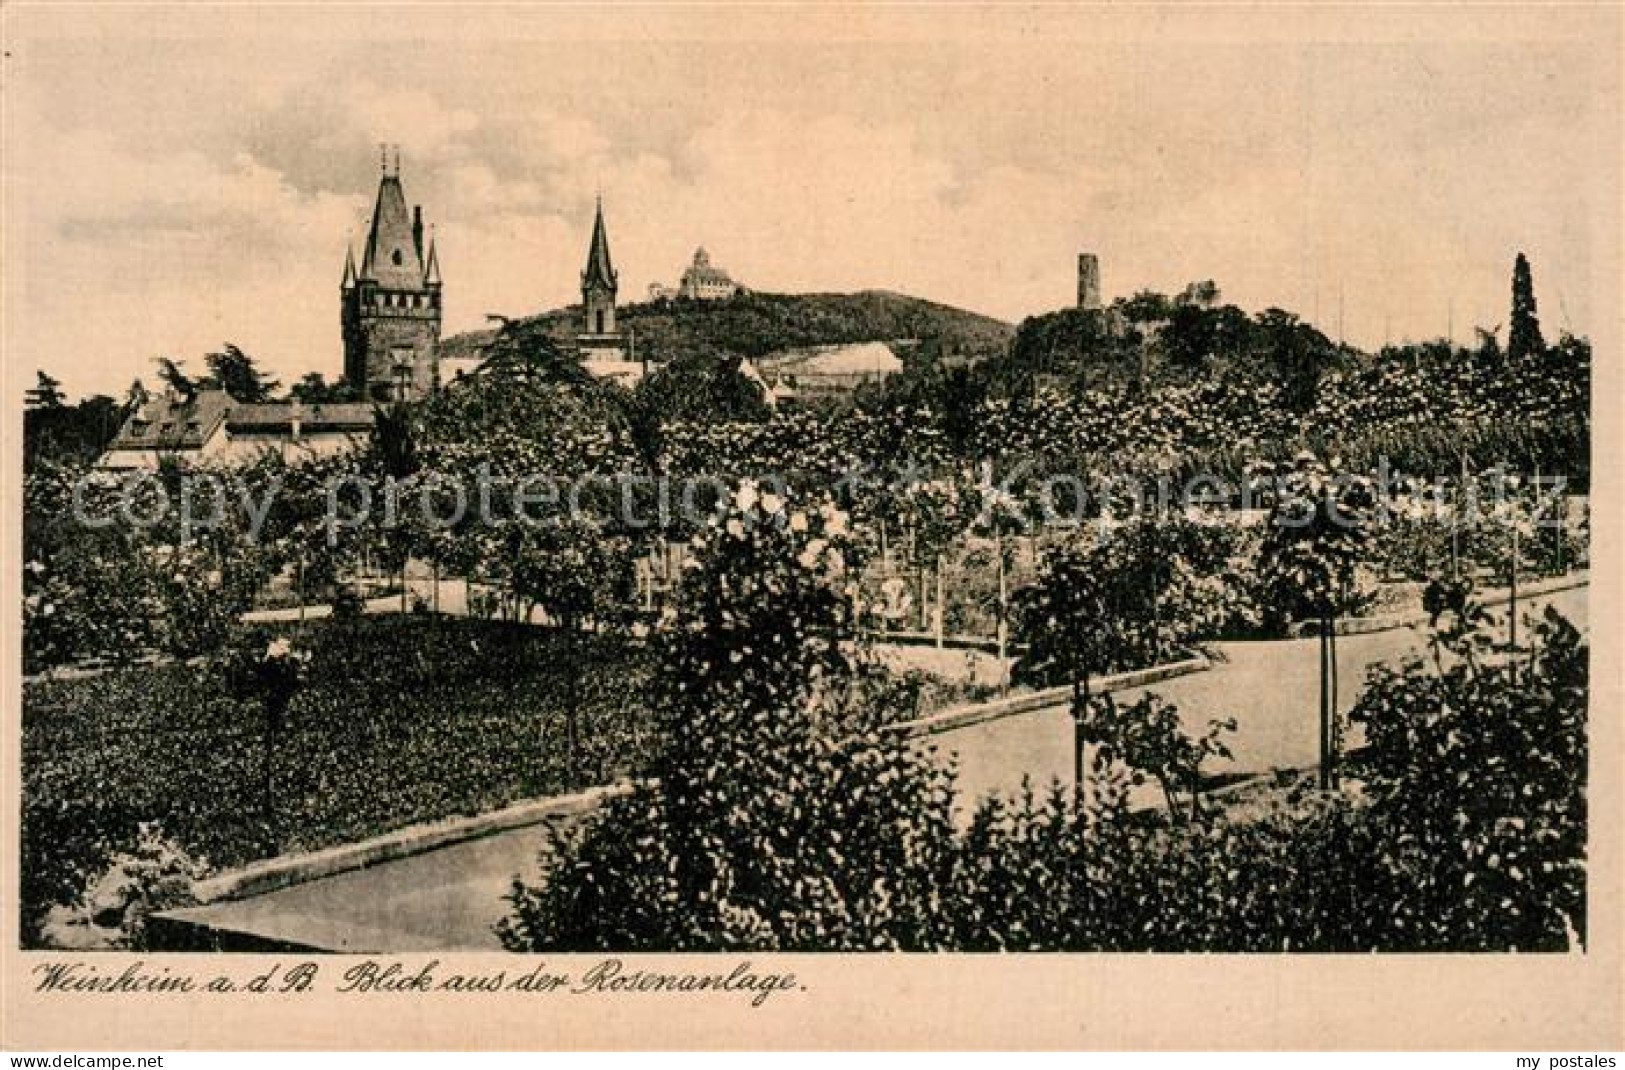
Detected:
left=678, top=247, right=741, bottom=300
left=751, top=341, right=905, bottom=403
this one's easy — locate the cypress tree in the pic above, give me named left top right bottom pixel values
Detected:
left=1509, top=252, right=1545, bottom=362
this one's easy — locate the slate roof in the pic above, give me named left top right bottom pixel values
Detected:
left=581, top=197, right=617, bottom=291
left=106, top=390, right=233, bottom=451
left=228, top=403, right=376, bottom=431
left=358, top=175, right=426, bottom=289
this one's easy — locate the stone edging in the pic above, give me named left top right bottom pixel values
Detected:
left=886, top=652, right=1212, bottom=738
left=866, top=631, right=1017, bottom=654
left=191, top=782, right=634, bottom=905
left=1286, top=571, right=1589, bottom=639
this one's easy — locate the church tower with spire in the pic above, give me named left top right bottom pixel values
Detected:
left=580, top=195, right=619, bottom=338
left=342, top=149, right=442, bottom=401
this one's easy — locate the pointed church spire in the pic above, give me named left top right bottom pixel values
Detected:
left=342, top=244, right=357, bottom=288
left=581, top=195, right=617, bottom=292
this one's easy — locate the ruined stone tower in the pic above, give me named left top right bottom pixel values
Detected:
left=1077, top=252, right=1102, bottom=311
left=342, top=154, right=442, bottom=402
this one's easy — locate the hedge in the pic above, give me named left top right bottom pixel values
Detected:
left=21, top=616, right=657, bottom=946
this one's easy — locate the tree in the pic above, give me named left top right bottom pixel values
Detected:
left=1108, top=511, right=1235, bottom=663
left=289, top=372, right=355, bottom=404
left=221, top=635, right=310, bottom=852
left=898, top=479, right=968, bottom=645
left=1176, top=280, right=1221, bottom=308
left=1162, top=303, right=1219, bottom=372
left=1508, top=252, right=1545, bottom=363
left=25, top=391, right=125, bottom=472
left=1086, top=692, right=1234, bottom=823
left=23, top=459, right=161, bottom=669
left=1255, top=455, right=1375, bottom=787
left=204, top=343, right=280, bottom=402
left=950, top=603, right=1587, bottom=951
left=153, top=357, right=196, bottom=401
left=25, top=371, right=65, bottom=410
left=122, top=379, right=150, bottom=415
left=476, top=319, right=592, bottom=386
left=937, top=364, right=988, bottom=456
left=1012, top=537, right=1134, bottom=797
left=1254, top=308, right=1334, bottom=411
left=968, top=463, right=1035, bottom=683
left=1006, top=306, right=1129, bottom=386
left=1350, top=603, right=1585, bottom=948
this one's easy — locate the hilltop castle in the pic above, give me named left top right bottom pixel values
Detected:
left=649, top=247, right=742, bottom=303
left=341, top=156, right=443, bottom=402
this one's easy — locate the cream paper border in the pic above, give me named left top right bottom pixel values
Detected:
left=2, top=2, right=1621, bottom=1050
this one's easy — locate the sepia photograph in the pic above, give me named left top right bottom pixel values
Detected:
left=3, top=0, right=1620, bottom=1054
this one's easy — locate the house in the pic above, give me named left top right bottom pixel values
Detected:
left=97, top=390, right=375, bottom=470
left=751, top=340, right=905, bottom=402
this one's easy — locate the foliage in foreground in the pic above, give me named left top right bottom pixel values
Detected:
left=501, top=484, right=964, bottom=950
left=505, top=538, right=1587, bottom=950
left=21, top=616, right=656, bottom=947
left=34, top=824, right=208, bottom=951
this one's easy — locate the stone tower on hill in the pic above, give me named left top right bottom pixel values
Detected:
left=580, top=195, right=619, bottom=337
left=342, top=156, right=442, bottom=401
left=1077, top=252, right=1102, bottom=311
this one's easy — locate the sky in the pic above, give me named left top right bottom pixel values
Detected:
left=3, top=4, right=1620, bottom=399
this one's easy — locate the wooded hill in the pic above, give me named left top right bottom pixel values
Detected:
left=440, top=289, right=1014, bottom=368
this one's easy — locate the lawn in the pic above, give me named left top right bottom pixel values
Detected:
left=22, top=616, right=659, bottom=936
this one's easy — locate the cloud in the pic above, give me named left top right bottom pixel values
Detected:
left=349, top=82, right=479, bottom=156
left=4, top=11, right=1615, bottom=399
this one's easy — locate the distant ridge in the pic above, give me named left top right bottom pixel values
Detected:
left=439, top=290, right=1013, bottom=368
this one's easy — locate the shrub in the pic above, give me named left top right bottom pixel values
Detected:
left=1085, top=692, right=1235, bottom=823
left=22, top=616, right=658, bottom=946
left=502, top=483, right=963, bottom=951
left=1346, top=603, right=1586, bottom=949
left=20, top=795, right=142, bottom=948
left=35, top=824, right=209, bottom=951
